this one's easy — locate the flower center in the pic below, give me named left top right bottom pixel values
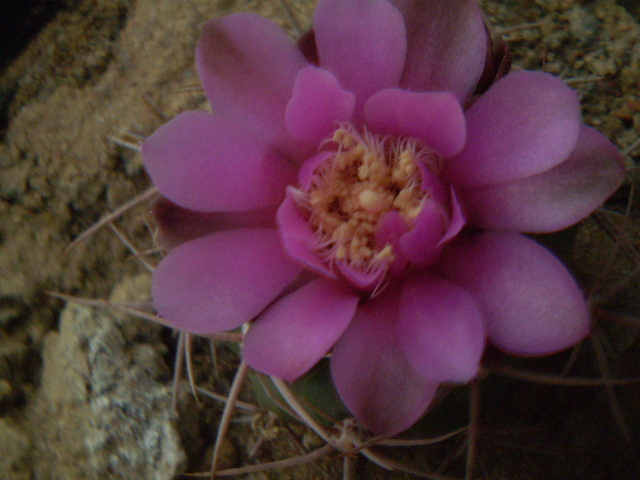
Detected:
left=298, top=124, right=441, bottom=277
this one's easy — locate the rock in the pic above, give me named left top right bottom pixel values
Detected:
left=29, top=274, right=186, bottom=480
left=0, top=418, right=31, bottom=480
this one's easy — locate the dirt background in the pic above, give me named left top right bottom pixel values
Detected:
left=0, top=0, right=639, bottom=479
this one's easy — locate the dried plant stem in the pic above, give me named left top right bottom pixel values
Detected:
left=465, top=380, right=480, bottom=480
left=187, top=443, right=335, bottom=477
left=210, top=360, right=250, bottom=477
left=172, top=331, right=186, bottom=411
left=195, top=386, right=261, bottom=412
left=108, top=223, right=156, bottom=272
left=378, top=426, right=468, bottom=447
left=278, top=0, right=304, bottom=36
left=47, top=292, right=243, bottom=342
left=184, top=333, right=201, bottom=404
left=589, top=329, right=631, bottom=442
left=490, top=365, right=640, bottom=386
left=106, top=135, right=142, bottom=152
left=64, top=186, right=158, bottom=254
left=271, top=377, right=338, bottom=449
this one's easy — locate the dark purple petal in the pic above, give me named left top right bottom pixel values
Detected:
left=285, top=66, right=355, bottom=143
left=196, top=13, right=313, bottom=160
left=152, top=196, right=276, bottom=250
left=277, top=188, right=337, bottom=279
left=243, top=278, right=359, bottom=382
left=152, top=229, right=302, bottom=334
left=445, top=71, right=582, bottom=187
left=142, top=111, right=296, bottom=212
left=389, top=0, right=487, bottom=101
left=364, top=89, right=466, bottom=157
left=398, top=272, right=485, bottom=382
left=458, top=125, right=626, bottom=233
left=331, top=286, right=439, bottom=436
left=441, top=232, right=590, bottom=356
left=314, top=0, right=407, bottom=121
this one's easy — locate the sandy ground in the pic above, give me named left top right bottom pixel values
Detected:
left=0, top=0, right=639, bottom=478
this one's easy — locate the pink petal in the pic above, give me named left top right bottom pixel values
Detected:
left=331, top=286, right=439, bottom=436
left=142, top=111, right=296, bottom=212
left=152, top=196, right=276, bottom=250
left=375, top=211, right=410, bottom=275
left=437, top=188, right=466, bottom=247
left=399, top=198, right=447, bottom=265
left=458, top=125, right=626, bottom=233
left=335, top=261, right=386, bottom=291
left=314, top=0, right=407, bottom=121
left=277, top=188, right=337, bottom=279
left=445, top=71, right=582, bottom=187
left=196, top=13, right=313, bottom=160
left=389, top=0, right=487, bottom=101
left=364, top=89, right=466, bottom=157
left=398, top=273, right=485, bottom=383
left=152, top=229, right=302, bottom=334
left=243, top=278, right=359, bottom=382
left=441, top=232, right=590, bottom=356
left=285, top=66, right=355, bottom=143
left=298, top=151, right=333, bottom=191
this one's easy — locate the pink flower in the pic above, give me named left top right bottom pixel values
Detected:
left=142, top=0, right=625, bottom=436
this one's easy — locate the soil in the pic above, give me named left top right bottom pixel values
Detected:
left=0, top=0, right=638, bottom=479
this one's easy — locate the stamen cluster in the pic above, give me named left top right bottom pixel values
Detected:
left=299, top=124, right=439, bottom=273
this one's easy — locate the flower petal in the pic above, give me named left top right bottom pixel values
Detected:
left=398, top=273, right=485, bottom=383
left=142, top=111, right=296, bottom=212
left=389, top=0, right=487, bottom=101
left=196, top=13, right=312, bottom=160
left=441, top=232, right=590, bottom=356
left=243, top=278, right=359, bottom=382
left=331, top=287, right=439, bottom=436
left=364, top=89, right=466, bottom=157
left=445, top=71, right=581, bottom=187
left=314, top=0, right=406, bottom=120
left=285, top=66, right=355, bottom=143
left=152, top=196, right=276, bottom=250
left=277, top=188, right=337, bottom=279
left=437, top=188, right=466, bottom=246
left=458, top=125, right=626, bottom=233
left=399, top=198, right=447, bottom=265
left=152, top=229, right=302, bottom=334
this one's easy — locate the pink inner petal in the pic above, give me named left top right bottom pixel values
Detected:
left=437, top=188, right=466, bottom=247
left=298, top=151, right=334, bottom=191
left=335, top=260, right=387, bottom=291
left=399, top=199, right=447, bottom=265
left=375, top=211, right=410, bottom=275
left=142, top=111, right=296, bottom=212
left=277, top=188, right=337, bottom=279
left=458, top=125, right=625, bottom=233
left=152, top=228, right=302, bottom=334
left=445, top=71, right=582, bottom=187
left=243, top=278, right=359, bottom=382
left=285, top=66, right=355, bottom=143
left=364, top=89, right=466, bottom=157
left=196, top=13, right=313, bottom=161
left=331, top=286, right=439, bottom=436
left=314, top=0, right=407, bottom=121
left=398, top=272, right=485, bottom=383
left=441, top=232, right=590, bottom=356
left=390, top=0, right=488, bottom=101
